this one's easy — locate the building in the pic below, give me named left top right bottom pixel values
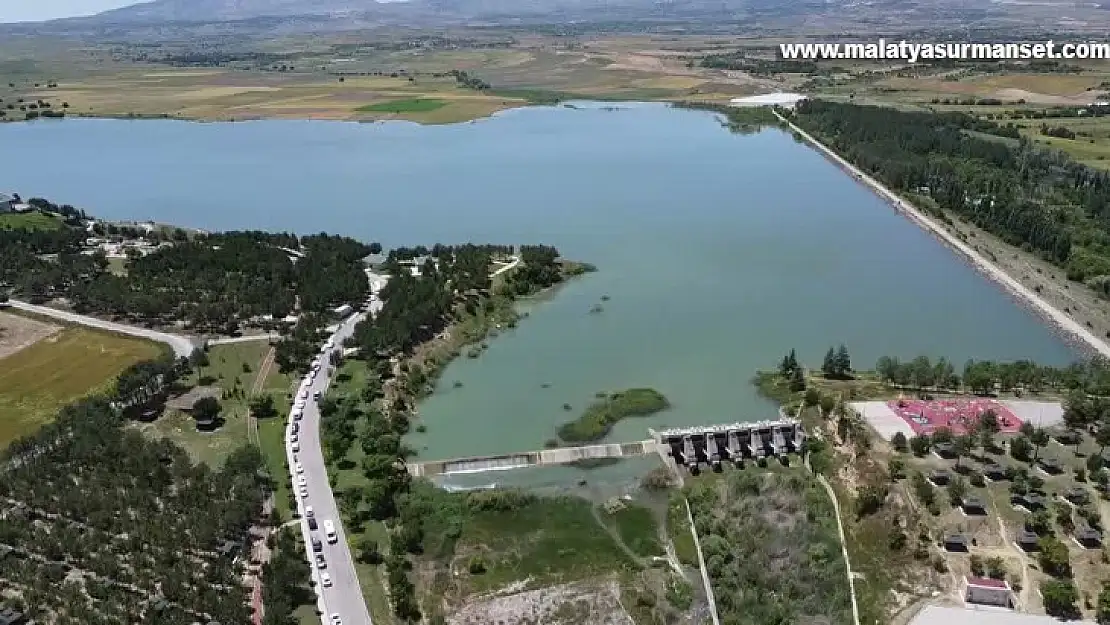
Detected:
left=911, top=604, right=1096, bottom=625
left=944, top=534, right=969, bottom=552
left=929, top=469, right=952, bottom=486
left=1062, top=487, right=1089, bottom=506
left=962, top=496, right=988, bottom=516
left=1075, top=526, right=1102, bottom=549
left=964, top=577, right=1012, bottom=607
left=333, top=303, right=353, bottom=318
left=729, top=92, right=808, bottom=109
left=0, top=193, right=14, bottom=213
left=1015, top=530, right=1040, bottom=552
left=0, top=607, right=28, bottom=625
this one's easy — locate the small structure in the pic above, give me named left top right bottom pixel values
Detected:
left=1063, top=487, right=1089, bottom=506
left=333, top=303, right=353, bottom=318
left=165, top=386, right=220, bottom=413
left=0, top=608, right=28, bottom=625
left=982, top=462, right=1008, bottom=481
left=962, top=496, right=988, bottom=516
left=929, top=469, right=952, bottom=486
left=1038, top=457, right=1063, bottom=475
left=1013, top=493, right=1047, bottom=512
left=964, top=576, right=1012, bottom=608
left=933, top=442, right=957, bottom=459
left=215, top=539, right=241, bottom=560
left=1075, top=526, right=1103, bottom=549
left=1055, top=430, right=1082, bottom=446
left=944, top=534, right=969, bottom=552
left=0, top=193, right=16, bottom=213
left=729, top=92, right=808, bottom=109
left=1015, top=530, right=1040, bottom=552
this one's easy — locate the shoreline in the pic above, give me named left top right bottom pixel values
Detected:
left=774, top=110, right=1110, bottom=360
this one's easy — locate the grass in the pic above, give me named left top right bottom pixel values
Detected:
left=258, top=416, right=294, bottom=520
left=455, top=495, right=641, bottom=592
left=0, top=211, right=63, bottom=231
left=355, top=98, right=448, bottom=113
left=557, top=388, right=671, bottom=443
left=606, top=504, right=664, bottom=558
left=0, top=327, right=163, bottom=447
left=666, top=495, right=700, bottom=568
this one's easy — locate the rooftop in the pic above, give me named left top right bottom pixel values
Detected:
left=165, top=386, right=220, bottom=411
left=729, top=92, right=808, bottom=107
left=911, top=604, right=1095, bottom=625
left=966, top=576, right=1008, bottom=589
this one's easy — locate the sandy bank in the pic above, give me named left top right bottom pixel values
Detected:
left=773, top=110, right=1110, bottom=360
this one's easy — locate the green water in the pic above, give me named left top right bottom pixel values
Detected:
left=0, top=102, right=1079, bottom=490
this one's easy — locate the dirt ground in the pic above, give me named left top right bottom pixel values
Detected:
left=446, top=579, right=635, bottom=625
left=0, top=312, right=60, bottom=360
left=938, top=215, right=1110, bottom=355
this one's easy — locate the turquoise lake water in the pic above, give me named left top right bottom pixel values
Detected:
left=0, top=102, right=1079, bottom=487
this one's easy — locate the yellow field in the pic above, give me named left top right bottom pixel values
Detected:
left=0, top=327, right=163, bottom=446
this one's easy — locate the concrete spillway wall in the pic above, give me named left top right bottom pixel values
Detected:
left=408, top=439, right=657, bottom=477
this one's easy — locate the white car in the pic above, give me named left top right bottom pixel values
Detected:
left=310, top=369, right=318, bottom=380
left=297, top=475, right=307, bottom=487
left=330, top=614, right=342, bottom=625
left=294, top=400, right=306, bottom=410
left=320, top=571, right=332, bottom=588
left=292, top=441, right=300, bottom=452
left=292, top=409, right=303, bottom=421
left=295, top=462, right=304, bottom=474
left=304, top=505, right=314, bottom=519
left=298, top=389, right=308, bottom=400
left=289, top=433, right=299, bottom=443
left=298, top=486, right=308, bottom=499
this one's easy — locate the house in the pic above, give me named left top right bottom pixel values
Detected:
left=911, top=604, right=1097, bottom=625
left=961, top=496, right=988, bottom=516
left=982, top=463, right=1008, bottom=481
left=1015, top=530, right=1040, bottom=552
left=333, top=304, right=353, bottom=318
left=1013, top=493, right=1047, bottom=512
left=1038, top=457, right=1063, bottom=474
left=1075, top=526, right=1102, bottom=549
left=1062, top=487, right=1089, bottom=506
left=944, top=534, right=969, bottom=552
left=933, top=442, right=957, bottom=459
left=0, top=608, right=28, bottom=625
left=1055, top=430, right=1082, bottom=446
left=215, top=539, right=241, bottom=560
left=929, top=469, right=952, bottom=486
left=0, top=193, right=14, bottom=213
left=964, top=576, right=1012, bottom=608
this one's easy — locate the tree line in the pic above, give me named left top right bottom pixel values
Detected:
left=0, top=397, right=269, bottom=624
left=0, top=207, right=376, bottom=334
left=873, top=354, right=1110, bottom=396
left=790, top=100, right=1110, bottom=283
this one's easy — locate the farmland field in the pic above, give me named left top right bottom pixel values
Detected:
left=0, top=325, right=164, bottom=446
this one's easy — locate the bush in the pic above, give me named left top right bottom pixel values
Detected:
left=557, top=388, right=670, bottom=443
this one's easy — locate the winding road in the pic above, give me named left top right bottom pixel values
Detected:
left=5, top=300, right=198, bottom=358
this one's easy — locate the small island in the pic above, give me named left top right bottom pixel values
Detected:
left=557, top=387, right=670, bottom=443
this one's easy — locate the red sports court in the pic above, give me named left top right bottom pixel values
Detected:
left=886, top=398, right=1022, bottom=435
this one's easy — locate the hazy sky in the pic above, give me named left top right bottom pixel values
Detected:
left=1, top=0, right=139, bottom=23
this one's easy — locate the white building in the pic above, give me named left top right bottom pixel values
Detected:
left=729, top=92, right=808, bottom=109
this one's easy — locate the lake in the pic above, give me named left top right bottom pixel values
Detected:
left=0, top=102, right=1079, bottom=487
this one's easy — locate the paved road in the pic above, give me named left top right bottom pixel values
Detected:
left=6, top=300, right=197, bottom=358
left=288, top=274, right=386, bottom=625
left=207, top=334, right=280, bottom=346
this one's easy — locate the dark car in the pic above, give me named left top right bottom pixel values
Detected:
left=308, top=517, right=318, bottom=531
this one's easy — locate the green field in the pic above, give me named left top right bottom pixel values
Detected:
left=356, top=98, right=448, bottom=113
left=557, top=387, right=671, bottom=443
left=0, top=327, right=163, bottom=446
left=139, top=340, right=289, bottom=466
left=0, top=211, right=63, bottom=231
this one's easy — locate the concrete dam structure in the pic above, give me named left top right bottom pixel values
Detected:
left=407, top=418, right=805, bottom=478
left=408, top=440, right=657, bottom=478
left=655, top=419, right=805, bottom=472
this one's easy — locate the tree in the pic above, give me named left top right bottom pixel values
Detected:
left=822, top=347, right=837, bottom=378
left=1042, top=580, right=1080, bottom=619
left=789, top=365, right=806, bottom=392
left=952, top=434, right=974, bottom=469
left=1010, top=436, right=1034, bottom=462
left=1096, top=423, right=1110, bottom=457
left=891, top=431, right=909, bottom=452
left=1030, top=427, right=1051, bottom=462
left=1096, top=583, right=1110, bottom=624
left=909, top=434, right=931, bottom=457
left=779, top=349, right=799, bottom=376
left=1038, top=536, right=1073, bottom=578
left=947, top=476, right=968, bottom=507
left=249, top=394, right=277, bottom=419
left=835, top=344, right=852, bottom=378
left=975, top=409, right=1001, bottom=451
left=192, top=396, right=221, bottom=426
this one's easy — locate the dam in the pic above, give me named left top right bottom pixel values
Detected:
left=406, top=418, right=804, bottom=477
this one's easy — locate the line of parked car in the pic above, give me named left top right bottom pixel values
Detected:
left=286, top=339, right=343, bottom=625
